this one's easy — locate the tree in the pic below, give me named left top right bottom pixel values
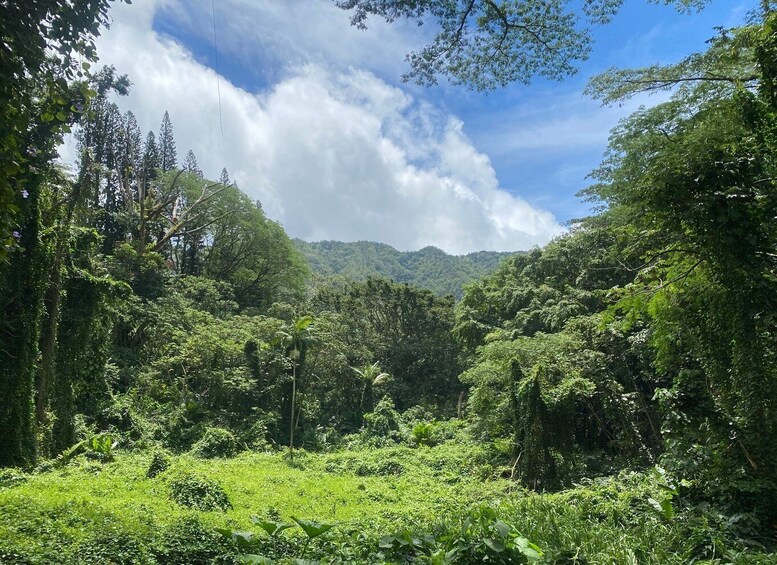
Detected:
left=351, top=361, right=390, bottom=416
left=312, top=278, right=462, bottom=411
left=184, top=149, right=203, bottom=178
left=273, top=316, right=319, bottom=463
left=158, top=111, right=177, bottom=173
left=141, top=131, right=161, bottom=189
left=584, top=13, right=777, bottom=511
left=0, top=0, right=126, bottom=468
left=337, top=0, right=708, bottom=90
left=200, top=186, right=308, bottom=310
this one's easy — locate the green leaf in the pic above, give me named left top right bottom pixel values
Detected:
left=647, top=497, right=674, bottom=520
left=232, top=531, right=256, bottom=550
left=484, top=538, right=505, bottom=553
left=292, top=517, right=335, bottom=539
left=514, top=537, right=543, bottom=560
left=250, top=516, right=293, bottom=537
left=494, top=519, right=511, bottom=538
left=379, top=535, right=397, bottom=549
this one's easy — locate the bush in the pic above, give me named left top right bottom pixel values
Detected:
left=153, top=516, right=235, bottom=564
left=146, top=451, right=171, bottom=479
left=168, top=472, right=232, bottom=512
left=360, top=396, right=404, bottom=447
left=379, top=504, right=543, bottom=564
left=71, top=528, right=155, bottom=564
left=0, top=548, right=33, bottom=565
left=165, top=401, right=208, bottom=452
left=410, top=421, right=439, bottom=447
left=189, top=427, right=238, bottom=459
left=240, top=417, right=272, bottom=451
left=0, top=469, right=28, bottom=490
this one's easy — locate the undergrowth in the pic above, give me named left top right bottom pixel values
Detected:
left=0, top=444, right=774, bottom=563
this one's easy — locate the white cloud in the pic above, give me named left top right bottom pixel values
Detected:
left=470, top=90, right=656, bottom=157
left=80, top=0, right=563, bottom=254
left=157, top=0, right=427, bottom=83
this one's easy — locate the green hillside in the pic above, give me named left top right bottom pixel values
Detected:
left=295, top=239, right=516, bottom=298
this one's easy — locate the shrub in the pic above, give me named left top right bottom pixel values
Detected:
left=379, top=504, right=543, bottom=564
left=165, top=401, right=208, bottom=452
left=154, top=516, right=235, bottom=564
left=0, top=469, right=28, bottom=490
left=0, top=548, right=33, bottom=565
left=146, top=451, right=171, bottom=479
left=241, top=417, right=272, bottom=452
left=411, top=421, right=439, bottom=447
left=168, top=473, right=232, bottom=512
left=70, top=528, right=155, bottom=564
left=360, top=396, right=404, bottom=447
left=189, top=427, right=238, bottom=459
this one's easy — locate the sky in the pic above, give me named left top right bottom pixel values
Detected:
left=70, top=0, right=757, bottom=254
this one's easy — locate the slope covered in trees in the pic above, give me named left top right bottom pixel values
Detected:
left=297, top=239, right=513, bottom=298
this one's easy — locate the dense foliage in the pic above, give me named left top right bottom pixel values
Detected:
left=297, top=239, right=512, bottom=299
left=1, top=1, right=776, bottom=562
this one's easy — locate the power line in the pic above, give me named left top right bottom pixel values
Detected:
left=212, top=0, right=223, bottom=137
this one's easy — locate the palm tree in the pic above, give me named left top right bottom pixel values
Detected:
left=273, top=315, right=318, bottom=463
left=351, top=361, right=390, bottom=417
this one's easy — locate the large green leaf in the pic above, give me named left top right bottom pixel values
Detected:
left=292, top=517, right=335, bottom=539
left=250, top=516, right=294, bottom=537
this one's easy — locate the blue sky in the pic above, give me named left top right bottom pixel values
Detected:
left=84, top=0, right=756, bottom=253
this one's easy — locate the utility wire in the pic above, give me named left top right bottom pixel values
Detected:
left=212, top=0, right=224, bottom=137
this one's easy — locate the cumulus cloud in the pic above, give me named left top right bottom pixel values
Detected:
left=84, top=0, right=563, bottom=254
left=157, top=0, right=426, bottom=83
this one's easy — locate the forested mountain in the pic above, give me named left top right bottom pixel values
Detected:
left=296, top=239, right=514, bottom=298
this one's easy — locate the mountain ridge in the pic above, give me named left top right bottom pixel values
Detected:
left=295, top=239, right=518, bottom=298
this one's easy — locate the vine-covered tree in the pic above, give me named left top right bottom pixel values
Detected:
left=584, top=14, right=777, bottom=508
left=0, top=0, right=126, bottom=467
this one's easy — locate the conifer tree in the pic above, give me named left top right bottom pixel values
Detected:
left=158, top=111, right=177, bottom=172
left=219, top=167, right=230, bottom=186
left=184, top=149, right=203, bottom=178
left=118, top=111, right=142, bottom=191
left=141, top=131, right=161, bottom=187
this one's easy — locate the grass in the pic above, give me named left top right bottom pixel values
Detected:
left=0, top=445, right=775, bottom=563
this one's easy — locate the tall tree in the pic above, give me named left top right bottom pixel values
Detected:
left=117, top=111, right=143, bottom=191
left=585, top=13, right=777, bottom=509
left=184, top=149, right=203, bottom=178
left=158, top=111, right=177, bottom=173
left=219, top=167, right=231, bottom=186
left=0, top=0, right=124, bottom=467
left=141, top=131, right=161, bottom=189
left=273, top=316, right=319, bottom=462
left=37, top=70, right=133, bottom=456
